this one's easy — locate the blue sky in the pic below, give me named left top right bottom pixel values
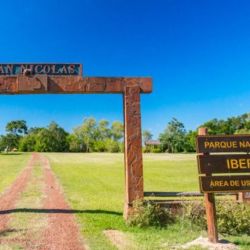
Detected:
left=0, top=0, right=250, bottom=138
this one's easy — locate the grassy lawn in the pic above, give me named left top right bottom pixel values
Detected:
left=0, top=152, right=248, bottom=249
left=143, top=153, right=199, bottom=192
left=45, top=152, right=250, bottom=250
left=45, top=153, right=250, bottom=249
left=0, top=153, right=30, bottom=194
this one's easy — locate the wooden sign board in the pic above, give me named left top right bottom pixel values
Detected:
left=197, top=135, right=250, bottom=153
left=200, top=175, right=250, bottom=192
left=197, top=154, right=250, bottom=174
left=0, top=63, right=82, bottom=76
left=197, top=134, right=250, bottom=194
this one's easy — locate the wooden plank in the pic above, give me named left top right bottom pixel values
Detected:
left=196, top=135, right=250, bottom=153
left=0, top=76, right=152, bottom=94
left=144, top=191, right=202, bottom=197
left=197, top=154, right=250, bottom=174
left=144, top=191, right=237, bottom=197
left=200, top=175, right=250, bottom=193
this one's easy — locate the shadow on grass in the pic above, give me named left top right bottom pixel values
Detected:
left=0, top=228, right=25, bottom=237
left=0, top=208, right=122, bottom=216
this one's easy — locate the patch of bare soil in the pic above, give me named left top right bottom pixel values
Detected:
left=37, top=154, right=86, bottom=250
left=103, top=229, right=133, bottom=250
left=180, top=236, right=238, bottom=250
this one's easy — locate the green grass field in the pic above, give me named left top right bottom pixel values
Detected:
left=45, top=153, right=250, bottom=250
left=0, top=152, right=249, bottom=249
left=0, top=153, right=30, bottom=194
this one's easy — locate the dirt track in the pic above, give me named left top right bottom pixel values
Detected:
left=0, top=153, right=86, bottom=250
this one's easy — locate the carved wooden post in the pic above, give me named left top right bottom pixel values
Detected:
left=123, top=86, right=144, bottom=219
left=198, top=127, right=218, bottom=243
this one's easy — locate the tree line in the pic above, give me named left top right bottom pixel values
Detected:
left=155, top=113, right=250, bottom=153
left=0, top=118, right=124, bottom=153
left=0, top=113, right=249, bottom=153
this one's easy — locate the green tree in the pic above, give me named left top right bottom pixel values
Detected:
left=35, top=122, right=69, bottom=152
left=142, top=130, right=153, bottom=146
left=67, top=134, right=85, bottom=152
left=19, top=127, right=43, bottom=152
left=1, top=120, right=28, bottom=151
left=98, top=120, right=111, bottom=140
left=235, top=128, right=250, bottom=134
left=0, top=134, right=19, bottom=152
left=19, top=133, right=37, bottom=151
left=184, top=130, right=197, bottom=152
left=200, top=113, right=250, bottom=135
left=111, top=121, right=123, bottom=141
left=6, top=120, right=28, bottom=136
left=106, top=139, right=121, bottom=152
left=74, top=117, right=98, bottom=152
left=159, top=118, right=186, bottom=153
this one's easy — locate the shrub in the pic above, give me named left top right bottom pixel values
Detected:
left=93, top=140, right=107, bottom=152
left=143, top=147, right=162, bottom=153
left=127, top=200, right=174, bottom=228
left=180, top=200, right=250, bottom=235
left=19, top=134, right=36, bottom=152
left=152, top=148, right=162, bottom=153
left=216, top=201, right=250, bottom=235
left=143, top=147, right=150, bottom=153
left=180, top=201, right=206, bottom=229
left=106, top=139, right=121, bottom=153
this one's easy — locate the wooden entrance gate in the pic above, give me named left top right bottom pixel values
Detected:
left=0, top=63, right=152, bottom=219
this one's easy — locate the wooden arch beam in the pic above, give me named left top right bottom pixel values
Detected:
left=0, top=76, right=152, bottom=94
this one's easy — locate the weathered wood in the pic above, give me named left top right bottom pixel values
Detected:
left=0, top=76, right=152, bottom=94
left=197, top=134, right=250, bottom=153
left=144, top=191, right=203, bottom=197
left=204, top=192, right=218, bottom=243
left=241, top=192, right=250, bottom=203
left=198, top=128, right=218, bottom=243
left=144, top=191, right=237, bottom=197
left=197, top=154, right=250, bottom=174
left=123, top=86, right=144, bottom=219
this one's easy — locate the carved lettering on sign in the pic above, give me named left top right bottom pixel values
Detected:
left=197, top=135, right=250, bottom=153
left=0, top=64, right=82, bottom=76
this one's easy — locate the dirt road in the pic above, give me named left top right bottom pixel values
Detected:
left=0, top=153, right=86, bottom=250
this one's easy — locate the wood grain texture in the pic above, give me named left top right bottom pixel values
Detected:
left=198, top=128, right=218, bottom=243
left=197, top=154, right=250, bottom=174
left=123, top=86, right=144, bottom=219
left=0, top=76, right=152, bottom=94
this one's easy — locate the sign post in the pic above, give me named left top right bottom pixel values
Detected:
left=196, top=129, right=250, bottom=242
left=198, top=128, right=218, bottom=243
